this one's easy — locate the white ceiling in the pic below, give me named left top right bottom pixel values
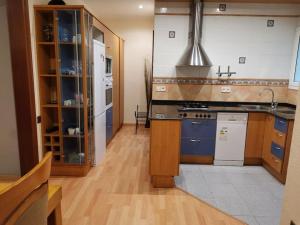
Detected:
left=85, top=0, right=154, bottom=22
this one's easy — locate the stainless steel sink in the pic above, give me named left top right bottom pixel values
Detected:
left=240, top=105, right=270, bottom=110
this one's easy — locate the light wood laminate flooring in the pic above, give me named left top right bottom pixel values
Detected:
left=50, top=126, right=246, bottom=225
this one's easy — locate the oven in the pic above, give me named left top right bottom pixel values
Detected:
left=105, top=76, right=113, bottom=109
left=106, top=56, right=112, bottom=76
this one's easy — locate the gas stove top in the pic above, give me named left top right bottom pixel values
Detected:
left=178, top=102, right=209, bottom=111
left=177, top=102, right=216, bottom=119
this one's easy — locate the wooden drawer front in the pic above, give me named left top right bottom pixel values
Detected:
left=271, top=142, right=284, bottom=160
left=274, top=117, right=288, bottom=133
left=272, top=129, right=286, bottom=147
left=181, top=138, right=216, bottom=156
left=269, top=154, right=283, bottom=174
left=181, top=119, right=217, bottom=138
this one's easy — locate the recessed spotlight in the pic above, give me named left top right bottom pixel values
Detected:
left=139, top=4, right=144, bottom=9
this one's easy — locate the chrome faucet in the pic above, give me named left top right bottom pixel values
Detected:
left=259, top=88, right=277, bottom=110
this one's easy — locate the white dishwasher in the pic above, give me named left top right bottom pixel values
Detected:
left=214, top=113, right=248, bottom=166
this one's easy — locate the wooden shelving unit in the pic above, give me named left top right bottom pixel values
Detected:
left=35, top=5, right=125, bottom=176
left=35, top=6, right=94, bottom=176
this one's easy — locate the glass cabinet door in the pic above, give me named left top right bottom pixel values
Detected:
left=84, top=11, right=94, bottom=164
left=57, top=10, right=85, bottom=164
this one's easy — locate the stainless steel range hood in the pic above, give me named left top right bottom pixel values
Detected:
left=177, top=0, right=212, bottom=67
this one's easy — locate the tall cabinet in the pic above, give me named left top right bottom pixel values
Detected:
left=35, top=5, right=124, bottom=176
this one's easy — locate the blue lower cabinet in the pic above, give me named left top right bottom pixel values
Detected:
left=106, top=107, right=113, bottom=142
left=274, top=117, right=288, bottom=134
left=181, top=119, right=217, bottom=138
left=271, top=142, right=284, bottom=160
left=181, top=138, right=216, bottom=156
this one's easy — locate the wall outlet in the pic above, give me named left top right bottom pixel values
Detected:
left=221, top=86, right=231, bottom=93
left=156, top=85, right=167, bottom=92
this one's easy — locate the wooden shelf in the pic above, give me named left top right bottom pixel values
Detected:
left=44, top=131, right=59, bottom=136
left=42, top=104, right=58, bottom=108
left=61, top=75, right=83, bottom=78
left=38, top=42, right=55, bottom=45
left=59, top=42, right=81, bottom=45
left=61, top=105, right=84, bottom=109
left=63, top=135, right=84, bottom=138
left=40, top=74, right=57, bottom=77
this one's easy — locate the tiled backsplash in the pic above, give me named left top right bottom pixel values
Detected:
left=153, top=78, right=289, bottom=86
left=152, top=77, right=298, bottom=104
left=288, top=89, right=299, bottom=105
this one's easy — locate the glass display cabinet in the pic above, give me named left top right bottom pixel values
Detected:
left=35, top=6, right=94, bottom=176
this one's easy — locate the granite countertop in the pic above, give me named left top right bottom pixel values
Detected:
left=150, top=102, right=296, bottom=120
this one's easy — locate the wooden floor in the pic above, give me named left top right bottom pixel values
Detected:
left=50, top=125, right=246, bottom=225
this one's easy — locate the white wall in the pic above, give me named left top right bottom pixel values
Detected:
left=0, top=1, right=21, bottom=176
left=109, top=19, right=153, bottom=124
left=154, top=3, right=300, bottom=79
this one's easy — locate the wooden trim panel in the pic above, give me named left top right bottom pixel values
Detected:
left=181, top=155, right=214, bottom=164
left=7, top=0, right=39, bottom=175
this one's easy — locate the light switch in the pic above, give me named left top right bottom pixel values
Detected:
left=156, top=85, right=167, bottom=92
left=221, top=86, right=231, bottom=93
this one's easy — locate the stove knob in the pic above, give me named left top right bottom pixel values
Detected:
left=195, top=114, right=199, bottom=118
left=208, top=114, right=211, bottom=118
left=179, top=113, right=183, bottom=117
left=204, top=114, right=207, bottom=118
left=183, top=113, right=187, bottom=118
left=200, top=114, right=203, bottom=118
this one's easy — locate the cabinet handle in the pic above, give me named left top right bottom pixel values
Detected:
left=275, top=147, right=281, bottom=150
left=279, top=120, right=285, bottom=124
left=190, top=139, right=201, bottom=142
left=192, top=122, right=202, bottom=125
left=277, top=132, right=283, bottom=137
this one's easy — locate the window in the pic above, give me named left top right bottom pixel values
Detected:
left=294, top=37, right=300, bottom=82
left=290, top=28, right=300, bottom=89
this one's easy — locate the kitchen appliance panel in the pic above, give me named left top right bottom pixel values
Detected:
left=94, top=112, right=106, bottom=165
left=214, top=113, right=248, bottom=166
left=93, top=40, right=106, bottom=116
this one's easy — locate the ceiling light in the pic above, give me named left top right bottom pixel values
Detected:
left=139, top=4, right=144, bottom=9
left=160, top=7, right=168, bottom=13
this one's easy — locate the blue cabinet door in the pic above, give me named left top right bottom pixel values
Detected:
left=271, top=142, right=284, bottom=160
left=181, top=138, right=216, bottom=156
left=274, top=117, right=288, bottom=133
left=106, top=107, right=113, bottom=142
left=181, top=119, right=217, bottom=138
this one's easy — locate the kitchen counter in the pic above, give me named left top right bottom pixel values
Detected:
left=150, top=101, right=296, bottom=120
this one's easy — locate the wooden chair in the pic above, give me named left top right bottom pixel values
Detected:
left=0, top=152, right=52, bottom=225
